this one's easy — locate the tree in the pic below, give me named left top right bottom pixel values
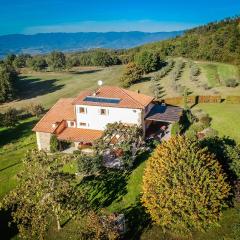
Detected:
left=50, top=135, right=59, bottom=152
left=5, top=54, right=16, bottom=66
left=24, top=103, right=44, bottom=117
left=27, top=56, right=47, bottom=71
left=47, top=51, right=66, bottom=71
left=77, top=154, right=102, bottom=176
left=13, top=54, right=31, bottom=68
left=120, top=62, right=143, bottom=87
left=85, top=210, right=120, bottom=240
left=134, top=50, right=161, bottom=73
left=2, top=108, right=19, bottom=127
left=94, top=122, right=144, bottom=169
left=142, top=136, right=230, bottom=234
left=92, top=50, right=114, bottom=67
left=0, top=63, right=18, bottom=102
left=1, top=150, right=87, bottom=239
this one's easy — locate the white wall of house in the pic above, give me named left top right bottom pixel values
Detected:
left=36, top=132, right=51, bottom=151
left=75, top=105, right=143, bottom=130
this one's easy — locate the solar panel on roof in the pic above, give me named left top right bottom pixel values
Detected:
left=84, top=96, right=121, bottom=104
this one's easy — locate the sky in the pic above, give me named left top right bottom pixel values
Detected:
left=0, top=0, right=239, bottom=35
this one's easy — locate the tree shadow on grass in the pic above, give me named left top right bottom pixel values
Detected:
left=79, top=169, right=128, bottom=209
left=69, top=69, right=102, bottom=75
left=16, top=76, right=64, bottom=100
left=0, top=209, right=18, bottom=240
left=122, top=200, right=151, bottom=240
left=0, top=118, right=37, bottom=148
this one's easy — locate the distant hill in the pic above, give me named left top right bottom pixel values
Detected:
left=0, top=31, right=183, bottom=58
left=134, top=17, right=240, bottom=65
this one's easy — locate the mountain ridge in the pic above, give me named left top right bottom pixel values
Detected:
left=0, top=31, right=183, bottom=57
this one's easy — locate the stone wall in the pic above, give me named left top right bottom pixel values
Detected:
left=36, top=132, right=51, bottom=151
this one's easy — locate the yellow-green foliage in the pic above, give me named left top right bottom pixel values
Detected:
left=142, top=136, right=230, bottom=234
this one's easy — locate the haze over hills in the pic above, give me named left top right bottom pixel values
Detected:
left=0, top=31, right=183, bottom=58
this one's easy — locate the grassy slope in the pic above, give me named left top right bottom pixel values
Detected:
left=0, top=66, right=124, bottom=111
left=0, top=118, right=37, bottom=198
left=193, top=103, right=240, bottom=143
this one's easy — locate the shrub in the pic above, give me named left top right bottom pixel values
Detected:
left=225, top=96, right=240, bottom=103
left=50, top=135, right=59, bottom=153
left=204, top=127, right=219, bottom=138
left=142, top=136, right=230, bottom=234
left=198, top=113, right=212, bottom=127
left=24, top=103, right=44, bottom=117
left=2, top=108, right=19, bottom=127
left=226, top=144, right=240, bottom=180
left=171, top=122, right=182, bottom=136
left=77, top=154, right=102, bottom=176
left=225, top=78, right=239, bottom=88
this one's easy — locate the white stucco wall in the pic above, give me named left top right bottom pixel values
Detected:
left=75, top=105, right=143, bottom=130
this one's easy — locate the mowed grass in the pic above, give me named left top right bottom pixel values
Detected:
left=0, top=66, right=124, bottom=111
left=200, top=61, right=239, bottom=87
left=0, top=117, right=37, bottom=198
left=193, top=103, right=240, bottom=143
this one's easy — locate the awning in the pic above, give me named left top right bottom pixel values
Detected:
left=146, top=105, right=183, bottom=123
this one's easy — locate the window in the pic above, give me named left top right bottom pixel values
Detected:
left=100, top=109, right=107, bottom=115
left=69, top=121, right=75, bottom=127
left=79, top=107, right=86, bottom=114
left=133, top=110, right=137, bottom=113
left=79, top=122, right=87, bottom=126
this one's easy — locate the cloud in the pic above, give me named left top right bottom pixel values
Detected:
left=23, top=20, right=198, bottom=34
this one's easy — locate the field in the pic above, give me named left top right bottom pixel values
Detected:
left=0, top=66, right=124, bottom=111
left=130, top=59, right=240, bottom=98
left=193, top=103, right=240, bottom=143
left=0, top=62, right=240, bottom=239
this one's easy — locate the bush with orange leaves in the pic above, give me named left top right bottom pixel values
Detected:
left=142, top=136, right=231, bottom=234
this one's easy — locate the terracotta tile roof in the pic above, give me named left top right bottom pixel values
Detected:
left=57, top=128, right=103, bottom=142
left=32, top=98, right=75, bottom=133
left=72, top=86, right=154, bottom=109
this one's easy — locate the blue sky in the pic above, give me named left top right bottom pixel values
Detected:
left=0, top=0, right=239, bottom=35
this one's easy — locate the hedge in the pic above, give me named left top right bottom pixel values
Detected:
left=225, top=96, right=240, bottom=104
left=163, top=95, right=223, bottom=105
left=198, top=95, right=221, bottom=103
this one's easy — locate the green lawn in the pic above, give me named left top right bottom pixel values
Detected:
left=200, top=62, right=239, bottom=87
left=0, top=117, right=37, bottom=198
left=193, top=103, right=240, bottom=143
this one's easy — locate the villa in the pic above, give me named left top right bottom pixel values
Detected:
left=33, top=86, right=183, bottom=151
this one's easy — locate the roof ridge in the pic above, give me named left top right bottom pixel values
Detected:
left=118, top=87, right=144, bottom=108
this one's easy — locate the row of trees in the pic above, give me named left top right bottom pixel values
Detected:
left=0, top=103, right=44, bottom=127
left=3, top=49, right=124, bottom=72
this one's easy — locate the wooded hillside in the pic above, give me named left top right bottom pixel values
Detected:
left=133, top=17, right=240, bottom=64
